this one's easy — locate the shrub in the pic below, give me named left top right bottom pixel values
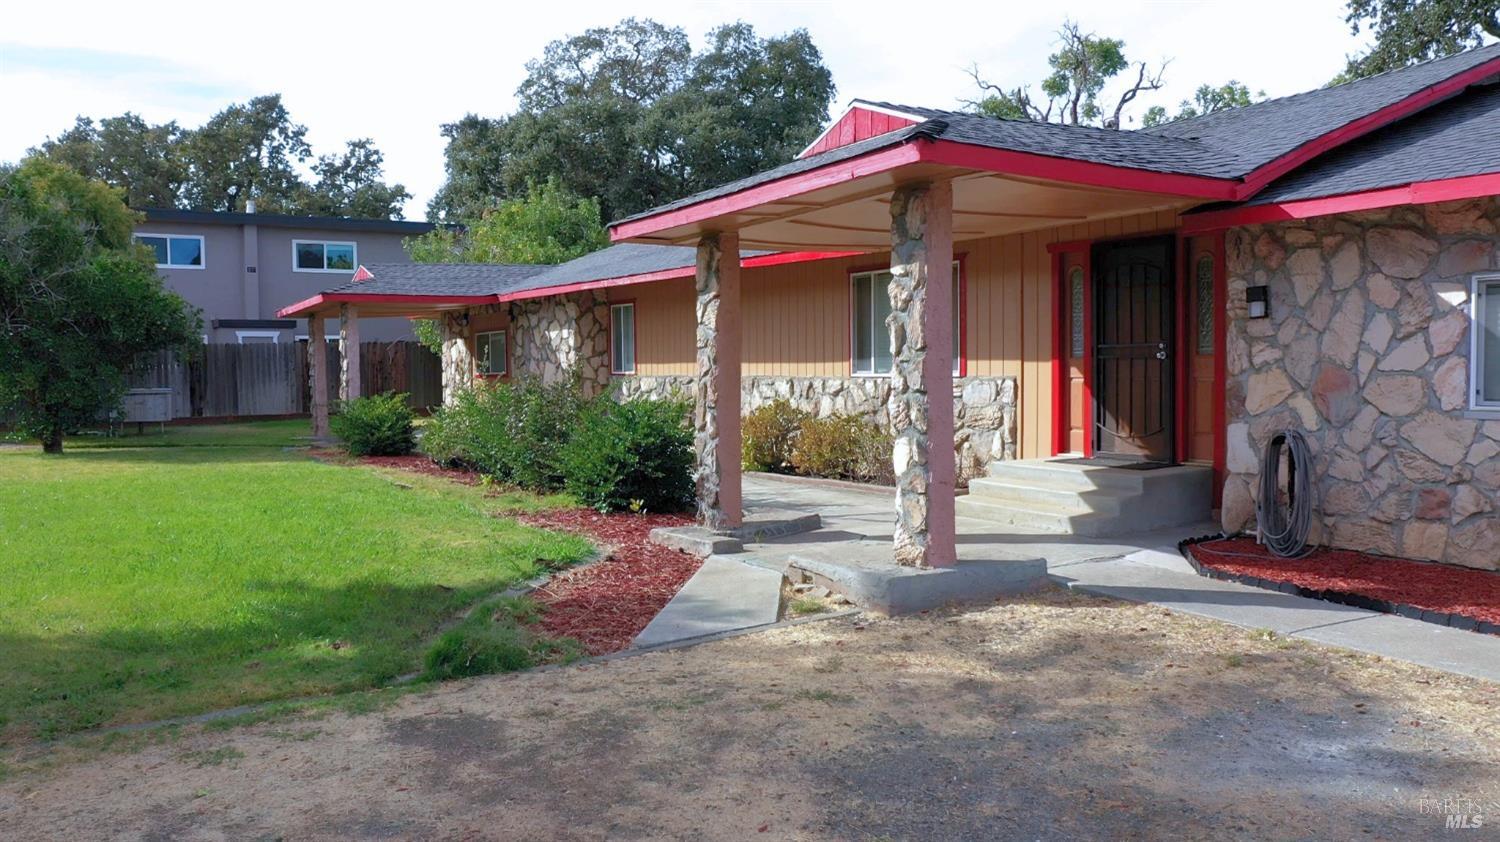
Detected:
left=742, top=399, right=809, bottom=473
left=331, top=392, right=415, bottom=456
left=559, top=396, right=694, bottom=513
left=420, top=377, right=588, bottom=488
left=422, top=597, right=580, bottom=681
left=790, top=414, right=894, bottom=484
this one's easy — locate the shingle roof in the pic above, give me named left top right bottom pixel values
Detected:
left=141, top=208, right=440, bottom=235
left=1142, top=42, right=1500, bottom=173
left=520, top=243, right=774, bottom=288
left=1240, top=82, right=1500, bottom=205
left=325, top=263, right=548, bottom=297
left=613, top=43, right=1500, bottom=229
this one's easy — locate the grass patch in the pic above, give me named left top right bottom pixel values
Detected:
left=0, top=420, right=590, bottom=747
left=422, top=596, right=582, bottom=680
left=179, top=746, right=244, bottom=767
left=794, top=689, right=854, bottom=704
left=789, top=597, right=827, bottom=616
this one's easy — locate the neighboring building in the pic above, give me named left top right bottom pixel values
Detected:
left=282, top=44, right=1500, bottom=571
left=134, top=208, right=436, bottom=343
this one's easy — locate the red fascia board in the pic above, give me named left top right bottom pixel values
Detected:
left=494, top=250, right=860, bottom=304
left=609, top=144, right=925, bottom=241
left=1235, top=57, right=1500, bottom=199
left=275, top=292, right=495, bottom=318
left=1180, top=171, right=1500, bottom=234
left=918, top=139, right=1241, bottom=200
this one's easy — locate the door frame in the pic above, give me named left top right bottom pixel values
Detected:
left=1050, top=230, right=1214, bottom=467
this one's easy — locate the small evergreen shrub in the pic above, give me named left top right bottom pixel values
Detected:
left=790, top=414, right=894, bottom=484
left=559, top=396, right=694, bottom=512
left=742, top=399, right=809, bottom=473
left=419, top=378, right=588, bottom=488
left=331, top=392, right=415, bottom=456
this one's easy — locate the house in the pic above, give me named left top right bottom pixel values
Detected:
left=280, top=43, right=1500, bottom=572
left=135, top=206, right=436, bottom=343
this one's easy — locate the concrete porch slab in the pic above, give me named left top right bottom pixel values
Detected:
left=632, top=556, right=784, bottom=648
left=787, top=539, right=1050, bottom=616
left=649, top=510, right=822, bottom=557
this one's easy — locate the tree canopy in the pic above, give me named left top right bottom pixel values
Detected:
left=0, top=158, right=201, bottom=452
left=1340, top=0, right=1500, bottom=80
left=406, top=178, right=608, bottom=265
left=966, top=20, right=1264, bottom=130
left=32, top=95, right=411, bottom=219
left=428, top=18, right=836, bottom=223
left=1142, top=81, right=1266, bottom=127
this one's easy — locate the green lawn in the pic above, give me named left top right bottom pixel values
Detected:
left=0, top=420, right=589, bottom=745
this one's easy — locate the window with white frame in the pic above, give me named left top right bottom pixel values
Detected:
left=1472, top=273, right=1500, bottom=410
left=135, top=233, right=204, bottom=268
left=851, top=262, right=962, bottom=376
left=477, top=330, right=507, bottom=376
left=236, top=331, right=280, bottom=344
left=611, top=303, right=636, bottom=374
left=293, top=240, right=357, bottom=272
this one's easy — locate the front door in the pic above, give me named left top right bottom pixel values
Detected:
left=1092, top=236, right=1175, bottom=462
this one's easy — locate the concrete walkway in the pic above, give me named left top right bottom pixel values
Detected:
left=712, top=473, right=1500, bottom=682
left=632, top=555, right=783, bottom=648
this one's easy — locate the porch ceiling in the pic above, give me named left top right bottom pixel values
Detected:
left=621, top=164, right=1197, bottom=252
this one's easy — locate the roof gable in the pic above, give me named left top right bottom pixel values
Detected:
left=800, top=103, right=918, bottom=157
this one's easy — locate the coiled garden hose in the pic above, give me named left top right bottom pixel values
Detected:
left=1256, top=429, right=1316, bottom=558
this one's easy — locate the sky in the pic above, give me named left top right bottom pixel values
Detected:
left=0, top=0, right=1375, bottom=218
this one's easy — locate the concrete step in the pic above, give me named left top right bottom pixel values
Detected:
left=966, top=476, right=1123, bottom=515
left=955, top=495, right=1117, bottom=535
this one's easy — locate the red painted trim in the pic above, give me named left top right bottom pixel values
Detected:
left=743, top=251, right=857, bottom=268
left=351, top=265, right=375, bottom=283
left=800, top=106, right=917, bottom=158
left=276, top=292, right=494, bottom=317
left=1183, top=171, right=1500, bottom=233
left=608, top=300, right=637, bottom=375
left=610, top=144, right=925, bottom=241
left=1235, top=56, right=1500, bottom=198
left=495, top=250, right=858, bottom=304
left=1081, top=246, right=1095, bottom=458
left=1211, top=231, right=1228, bottom=508
left=1173, top=235, right=1189, bottom=464
left=919, top=139, right=1240, bottom=200
left=1050, top=248, right=1066, bottom=457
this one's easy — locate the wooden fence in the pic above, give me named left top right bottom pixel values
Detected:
left=125, top=341, right=441, bottom=419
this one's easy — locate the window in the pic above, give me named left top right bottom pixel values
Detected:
left=477, top=330, right=507, bottom=376
left=293, top=240, right=357, bottom=272
left=236, top=331, right=280, bottom=344
left=1195, top=253, right=1215, bottom=354
left=135, top=233, right=204, bottom=269
left=851, top=262, right=962, bottom=376
left=1472, top=274, right=1500, bottom=410
left=611, top=303, right=636, bottom=374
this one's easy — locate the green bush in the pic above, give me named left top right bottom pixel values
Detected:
left=742, top=399, right=810, bottom=473
left=422, top=597, right=580, bottom=681
left=559, top=396, right=694, bottom=513
left=790, top=414, right=894, bottom=484
left=420, top=378, right=588, bottom=488
left=330, top=392, right=415, bottom=456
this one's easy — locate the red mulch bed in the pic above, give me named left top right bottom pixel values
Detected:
left=334, top=452, right=702, bottom=655
left=515, top=510, right=700, bottom=655
left=1189, top=537, right=1500, bottom=627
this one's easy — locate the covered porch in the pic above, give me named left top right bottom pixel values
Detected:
left=610, top=111, right=1233, bottom=569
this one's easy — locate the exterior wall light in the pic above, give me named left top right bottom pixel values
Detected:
left=1247, top=285, right=1270, bottom=319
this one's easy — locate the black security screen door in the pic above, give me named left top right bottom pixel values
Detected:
left=1092, top=236, right=1175, bottom=462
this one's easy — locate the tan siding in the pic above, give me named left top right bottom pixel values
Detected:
left=605, top=209, right=1180, bottom=459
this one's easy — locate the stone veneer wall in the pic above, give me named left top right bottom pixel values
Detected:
left=508, top=292, right=611, bottom=396
left=616, top=374, right=1017, bottom=484
left=1222, top=197, right=1500, bottom=570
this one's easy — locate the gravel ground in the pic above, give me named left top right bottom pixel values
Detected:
left=3, top=588, right=1498, bottom=841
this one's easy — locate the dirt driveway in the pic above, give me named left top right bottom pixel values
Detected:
left=3, top=589, right=1498, bottom=840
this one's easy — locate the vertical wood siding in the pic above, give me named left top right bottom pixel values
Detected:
left=608, top=209, right=1181, bottom=459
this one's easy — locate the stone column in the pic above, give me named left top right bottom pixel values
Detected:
left=308, top=313, right=330, bottom=438
left=693, top=232, right=742, bottom=529
left=339, top=304, right=361, bottom=402
left=888, top=181, right=957, bottom=568
left=439, top=311, right=474, bottom=406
